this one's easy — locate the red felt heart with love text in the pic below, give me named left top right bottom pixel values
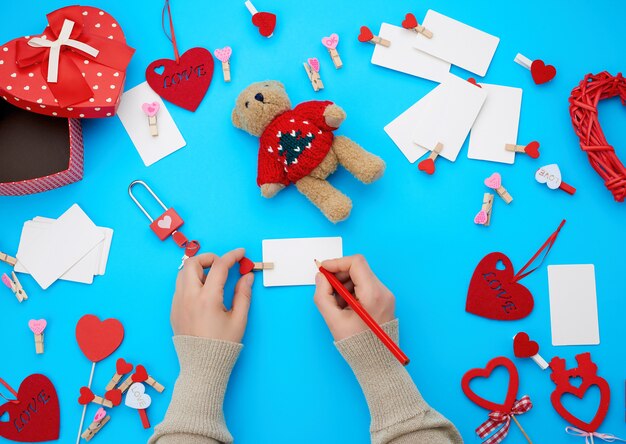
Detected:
left=105, top=389, right=122, bottom=407
left=76, top=314, right=124, bottom=363
left=116, top=358, right=133, bottom=375
left=402, top=13, right=418, bottom=29
left=525, top=141, right=540, bottom=159
left=145, top=47, right=214, bottom=112
left=466, top=252, right=534, bottom=320
left=513, top=332, right=539, bottom=358
left=531, top=60, right=556, bottom=85
left=77, top=387, right=95, bottom=405
left=418, top=158, right=435, bottom=175
left=358, top=26, right=374, bottom=42
left=132, top=365, right=149, bottom=383
left=251, top=12, right=276, bottom=37
left=461, top=356, right=519, bottom=412
left=0, top=374, right=60, bottom=442
left=239, top=257, right=255, bottom=275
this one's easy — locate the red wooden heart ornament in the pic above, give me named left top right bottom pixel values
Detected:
left=76, top=314, right=124, bottom=363
left=116, top=358, right=133, bottom=375
left=525, top=141, right=540, bottom=158
left=513, top=332, right=539, bottom=358
left=461, top=357, right=519, bottom=412
left=185, top=241, right=200, bottom=258
left=105, top=389, right=122, bottom=407
left=251, top=12, right=276, bottom=37
left=402, top=13, right=418, bottom=29
left=145, top=47, right=214, bottom=112
left=77, top=387, right=95, bottom=405
left=0, top=374, right=60, bottom=442
left=358, top=26, right=374, bottom=42
left=418, top=158, right=435, bottom=175
left=466, top=252, right=534, bottom=320
left=531, top=60, right=557, bottom=85
left=132, top=365, right=149, bottom=383
left=239, top=257, right=255, bottom=275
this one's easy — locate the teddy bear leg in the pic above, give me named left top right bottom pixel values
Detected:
left=295, top=176, right=352, bottom=223
left=331, top=135, right=386, bottom=184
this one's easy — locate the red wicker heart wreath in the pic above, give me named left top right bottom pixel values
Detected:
left=569, top=72, right=626, bottom=201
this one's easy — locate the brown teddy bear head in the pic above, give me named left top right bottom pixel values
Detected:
left=232, top=81, right=292, bottom=137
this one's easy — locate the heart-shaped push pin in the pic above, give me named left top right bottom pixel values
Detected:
left=505, top=140, right=540, bottom=158
left=358, top=26, right=390, bottom=47
left=322, top=33, right=343, bottom=69
left=535, top=164, right=576, bottom=195
left=417, top=143, right=443, bottom=175
left=400, top=12, right=433, bottom=38
left=484, top=172, right=513, bottom=204
left=245, top=1, right=276, bottom=37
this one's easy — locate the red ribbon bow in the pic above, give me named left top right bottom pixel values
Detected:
left=14, top=8, right=134, bottom=107
left=476, top=396, right=533, bottom=444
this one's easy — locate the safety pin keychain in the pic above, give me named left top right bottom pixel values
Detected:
left=128, top=181, right=200, bottom=268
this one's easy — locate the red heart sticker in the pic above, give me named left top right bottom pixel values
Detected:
left=513, top=332, right=539, bottom=358
left=530, top=60, right=557, bottom=85
left=466, top=252, right=534, bottom=320
left=116, top=358, right=133, bottom=375
left=525, top=141, right=540, bottom=159
left=358, top=26, right=374, bottom=42
left=75, top=314, right=124, bottom=363
left=0, top=374, right=60, bottom=442
left=77, top=387, right=95, bottom=405
left=462, top=356, right=520, bottom=412
left=401, top=13, right=418, bottom=29
left=239, top=257, right=255, bottom=275
left=418, top=158, right=435, bottom=175
left=251, top=12, right=276, bottom=37
left=105, top=389, right=122, bottom=407
left=145, top=47, right=214, bottom=112
left=132, top=365, right=149, bottom=383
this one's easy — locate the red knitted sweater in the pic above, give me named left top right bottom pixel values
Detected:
left=257, top=101, right=336, bottom=186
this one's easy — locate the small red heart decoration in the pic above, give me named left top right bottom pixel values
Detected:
left=466, top=252, right=534, bottom=320
left=513, top=332, right=539, bottom=358
left=75, top=314, right=125, bottom=363
left=105, top=389, right=122, bottom=407
left=461, top=356, right=519, bottom=412
left=132, top=365, right=149, bottom=383
left=116, top=358, right=133, bottom=375
left=0, top=374, right=60, bottom=442
left=78, top=387, right=95, bottom=405
left=531, top=60, right=557, bottom=85
left=145, top=47, right=214, bottom=112
left=525, top=141, right=540, bottom=159
left=251, top=12, right=276, bottom=37
left=401, top=13, right=418, bottom=29
left=467, top=77, right=482, bottom=88
left=185, top=241, right=201, bottom=258
left=418, top=158, right=435, bottom=175
left=239, top=257, right=255, bottom=275
left=358, top=26, right=374, bottom=43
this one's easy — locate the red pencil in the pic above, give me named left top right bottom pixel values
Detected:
left=315, top=260, right=410, bottom=366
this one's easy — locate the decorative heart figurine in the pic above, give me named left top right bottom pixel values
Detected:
left=251, top=12, right=276, bottom=37
left=104, top=389, right=122, bottom=407
left=141, top=102, right=160, bottom=117
left=75, top=314, right=124, bottom=363
left=157, top=215, right=172, bottom=230
left=358, top=26, right=374, bottom=42
left=461, top=356, right=519, bottom=412
left=484, top=172, right=502, bottom=189
left=239, top=257, right=255, bottom=274
left=525, top=141, right=540, bottom=158
left=402, top=13, right=418, bottom=29
left=535, top=164, right=562, bottom=189
left=0, top=374, right=60, bottom=442
left=78, top=387, right=95, bottom=405
left=93, top=408, right=107, bottom=423
left=418, top=158, right=435, bottom=175
left=145, top=47, right=214, bottom=112
left=28, top=319, right=47, bottom=335
left=513, top=332, right=539, bottom=358
left=321, top=33, right=339, bottom=49
left=307, top=58, right=320, bottom=73
left=125, top=383, right=152, bottom=410
left=474, top=210, right=488, bottom=225
left=116, top=358, right=133, bottom=375
left=531, top=60, right=557, bottom=85
left=132, top=365, right=149, bottom=383
left=466, top=252, right=534, bottom=320
left=214, top=47, right=232, bottom=63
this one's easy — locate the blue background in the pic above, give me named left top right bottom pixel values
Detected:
left=1, top=0, right=625, bottom=442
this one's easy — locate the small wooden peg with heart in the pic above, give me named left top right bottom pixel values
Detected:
left=105, top=358, right=134, bottom=391
left=239, top=257, right=274, bottom=275
left=78, top=387, right=114, bottom=408
left=485, top=172, right=513, bottom=204
left=418, top=143, right=443, bottom=175
left=81, top=407, right=110, bottom=441
left=321, top=33, right=342, bottom=69
left=506, top=141, right=540, bottom=159
left=401, top=13, right=433, bottom=38
left=513, top=332, right=549, bottom=370
left=474, top=193, right=494, bottom=227
left=358, top=26, right=390, bottom=47
left=535, top=164, right=576, bottom=195
left=141, top=102, right=160, bottom=137
left=28, top=319, right=46, bottom=354
left=514, top=53, right=557, bottom=85
left=304, top=58, right=324, bottom=92
left=214, top=47, right=232, bottom=82
left=245, top=1, right=276, bottom=38
left=132, top=365, right=165, bottom=393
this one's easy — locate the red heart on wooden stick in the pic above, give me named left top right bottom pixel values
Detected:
left=145, top=47, right=214, bottom=112
left=239, top=257, right=255, bottom=275
left=466, top=252, right=534, bottom=320
left=76, top=314, right=124, bottom=363
left=402, top=13, right=418, bottom=29
left=513, top=332, right=539, bottom=358
left=525, top=141, right=540, bottom=159
left=0, top=374, right=60, bottom=442
left=132, top=365, right=149, bottom=383
left=418, top=158, right=435, bottom=175
left=358, top=26, right=374, bottom=42
left=105, top=389, right=122, bottom=407
left=251, top=12, right=276, bottom=37
left=531, top=60, right=557, bottom=85
left=116, top=358, right=133, bottom=375
left=461, top=356, right=519, bottom=412
left=78, top=387, right=95, bottom=405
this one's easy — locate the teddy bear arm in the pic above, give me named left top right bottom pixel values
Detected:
left=292, top=100, right=340, bottom=131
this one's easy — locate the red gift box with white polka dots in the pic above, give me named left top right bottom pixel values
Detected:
left=0, top=5, right=134, bottom=119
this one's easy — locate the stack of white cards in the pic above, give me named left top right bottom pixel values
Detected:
left=15, top=204, right=113, bottom=289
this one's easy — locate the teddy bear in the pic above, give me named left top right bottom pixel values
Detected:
left=231, top=80, right=385, bottom=222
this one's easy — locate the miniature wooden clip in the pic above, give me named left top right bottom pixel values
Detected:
left=321, top=34, right=342, bottom=69
left=506, top=141, right=540, bottom=159
left=81, top=408, right=110, bottom=441
left=132, top=365, right=165, bottom=393
left=401, top=13, right=433, bottom=38
left=358, top=26, right=390, bottom=47
left=417, top=143, right=443, bottom=175
left=474, top=193, right=494, bottom=226
left=245, top=1, right=276, bottom=38
left=141, top=102, right=159, bottom=137
left=78, top=387, right=114, bottom=408
left=535, top=164, right=576, bottom=195
left=484, top=172, right=513, bottom=204
left=0, top=251, right=17, bottom=267
left=105, top=358, right=134, bottom=391
left=28, top=319, right=46, bottom=354
left=513, top=332, right=549, bottom=370
left=514, top=53, right=556, bottom=85
left=304, top=58, right=324, bottom=92
left=239, top=257, right=273, bottom=274
left=2, top=271, right=28, bottom=302
left=214, top=47, right=232, bottom=82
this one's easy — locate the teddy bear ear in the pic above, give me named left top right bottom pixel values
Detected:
left=231, top=108, right=242, bottom=129
left=267, top=80, right=285, bottom=90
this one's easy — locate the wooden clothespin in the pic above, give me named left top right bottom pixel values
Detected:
left=105, top=358, right=134, bottom=391
left=506, top=141, right=540, bottom=159
left=513, top=332, right=549, bottom=370
left=141, top=102, right=159, bottom=137
left=239, top=257, right=274, bottom=274
left=78, top=387, right=114, bottom=408
left=28, top=319, right=46, bottom=354
left=132, top=365, right=165, bottom=393
left=321, top=33, right=342, bottom=69
left=2, top=272, right=28, bottom=302
left=245, top=0, right=276, bottom=38
left=535, top=164, right=576, bottom=195
left=0, top=251, right=17, bottom=267
left=514, top=53, right=556, bottom=85
left=474, top=193, right=494, bottom=226
left=118, top=373, right=134, bottom=394
left=81, top=408, right=110, bottom=441
left=484, top=172, right=513, bottom=204
left=401, top=13, right=433, bottom=38
left=417, top=143, right=443, bottom=175
left=358, top=26, right=390, bottom=47
left=214, top=47, right=232, bottom=82
left=304, top=58, right=324, bottom=92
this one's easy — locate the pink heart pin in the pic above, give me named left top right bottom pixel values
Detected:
left=321, top=33, right=339, bottom=49
left=28, top=319, right=47, bottom=335
left=308, top=58, right=320, bottom=73
left=214, top=46, right=232, bottom=63
left=93, top=407, right=107, bottom=422
left=141, top=102, right=160, bottom=117
left=474, top=210, right=488, bottom=225
left=484, top=173, right=502, bottom=190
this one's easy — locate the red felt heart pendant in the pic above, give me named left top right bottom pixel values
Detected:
left=466, top=252, right=534, bottom=320
left=531, top=60, right=557, bottom=85
left=132, top=365, right=149, bottom=383
left=145, top=47, right=214, bottom=112
left=0, top=374, right=60, bottom=442
left=251, top=12, right=276, bottom=37
left=239, top=257, right=255, bottom=275
left=358, top=26, right=374, bottom=42
left=461, top=356, right=519, bottom=412
left=75, top=314, right=125, bottom=363
left=116, top=358, right=133, bottom=375
left=77, top=387, right=95, bottom=405
left=525, top=141, right=540, bottom=159
left=418, top=158, right=435, bottom=175
left=402, top=13, right=418, bottom=29
left=105, top=389, right=122, bottom=407
left=513, top=332, right=539, bottom=358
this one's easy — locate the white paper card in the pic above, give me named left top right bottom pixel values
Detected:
left=548, top=265, right=600, bottom=346
left=117, top=82, right=186, bottom=167
left=468, top=83, right=523, bottom=164
left=413, top=10, right=499, bottom=76
left=262, top=237, right=343, bottom=287
left=371, top=23, right=450, bottom=83
left=413, top=73, right=487, bottom=161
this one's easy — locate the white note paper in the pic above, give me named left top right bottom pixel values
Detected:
left=262, top=237, right=343, bottom=287
left=468, top=83, right=523, bottom=164
left=548, top=265, right=600, bottom=346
